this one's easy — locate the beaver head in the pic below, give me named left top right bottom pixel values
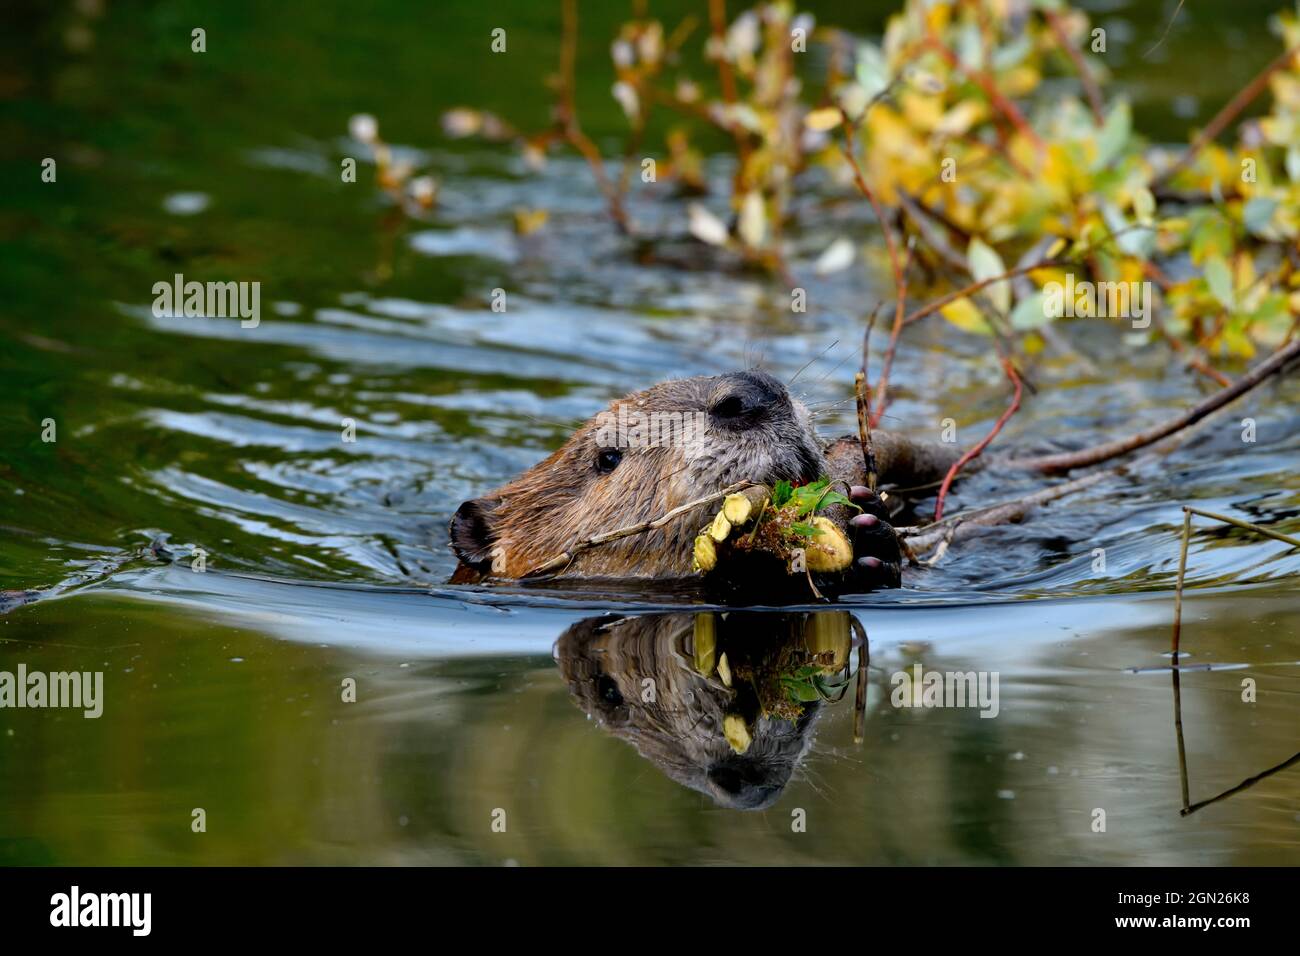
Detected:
left=450, top=370, right=826, bottom=579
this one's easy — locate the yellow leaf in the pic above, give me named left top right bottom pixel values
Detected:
left=804, top=107, right=843, bottom=132
left=939, top=297, right=991, bottom=334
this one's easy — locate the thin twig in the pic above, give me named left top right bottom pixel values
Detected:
left=856, top=305, right=883, bottom=493
left=1153, top=43, right=1300, bottom=187
left=902, top=259, right=1069, bottom=326
left=557, top=0, right=631, bottom=234
left=522, top=480, right=755, bottom=577
left=707, top=0, right=752, bottom=191
left=839, top=126, right=903, bottom=297
left=1145, top=0, right=1186, bottom=59
left=1183, top=507, right=1300, bottom=548
left=933, top=358, right=1023, bottom=522
left=923, top=34, right=1045, bottom=153
left=1044, top=9, right=1104, bottom=125
left=871, top=242, right=914, bottom=428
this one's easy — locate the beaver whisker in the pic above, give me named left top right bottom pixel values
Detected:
left=786, top=339, right=840, bottom=389
left=812, top=352, right=855, bottom=386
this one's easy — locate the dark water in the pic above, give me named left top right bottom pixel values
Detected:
left=0, top=0, right=1297, bottom=864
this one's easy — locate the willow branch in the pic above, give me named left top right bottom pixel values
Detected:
left=1005, top=338, right=1300, bottom=474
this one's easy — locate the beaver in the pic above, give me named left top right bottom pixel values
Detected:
left=449, top=369, right=963, bottom=591
left=554, top=611, right=855, bottom=810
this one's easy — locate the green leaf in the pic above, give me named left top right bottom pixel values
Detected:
left=816, top=490, right=854, bottom=512
left=1243, top=196, right=1279, bottom=237
left=854, top=42, right=889, bottom=101
left=1203, top=254, right=1235, bottom=310
left=789, top=521, right=822, bottom=537
left=1010, top=292, right=1052, bottom=330
left=772, top=479, right=793, bottom=508
left=1092, top=100, right=1131, bottom=171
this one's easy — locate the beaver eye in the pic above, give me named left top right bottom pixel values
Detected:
left=596, top=674, right=624, bottom=706
left=595, top=448, right=622, bottom=473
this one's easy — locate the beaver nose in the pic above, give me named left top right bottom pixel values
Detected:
left=707, top=758, right=782, bottom=810
left=710, top=371, right=787, bottom=428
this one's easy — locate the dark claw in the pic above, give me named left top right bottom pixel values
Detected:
left=846, top=484, right=902, bottom=591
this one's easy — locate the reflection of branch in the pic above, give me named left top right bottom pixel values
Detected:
left=851, top=615, right=870, bottom=744
left=1168, top=505, right=1300, bottom=814
left=1181, top=750, right=1300, bottom=817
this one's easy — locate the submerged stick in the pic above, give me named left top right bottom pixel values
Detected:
left=898, top=468, right=1111, bottom=552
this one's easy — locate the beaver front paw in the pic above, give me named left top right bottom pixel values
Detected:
left=847, top=485, right=902, bottom=590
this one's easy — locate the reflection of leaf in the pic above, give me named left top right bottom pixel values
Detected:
left=967, top=238, right=1010, bottom=313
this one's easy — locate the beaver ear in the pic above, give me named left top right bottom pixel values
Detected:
left=450, top=497, right=501, bottom=572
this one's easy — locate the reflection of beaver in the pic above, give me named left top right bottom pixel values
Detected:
left=450, top=370, right=961, bottom=589
left=555, top=611, right=858, bottom=810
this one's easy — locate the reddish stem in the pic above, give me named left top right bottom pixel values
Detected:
left=933, top=359, right=1023, bottom=522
